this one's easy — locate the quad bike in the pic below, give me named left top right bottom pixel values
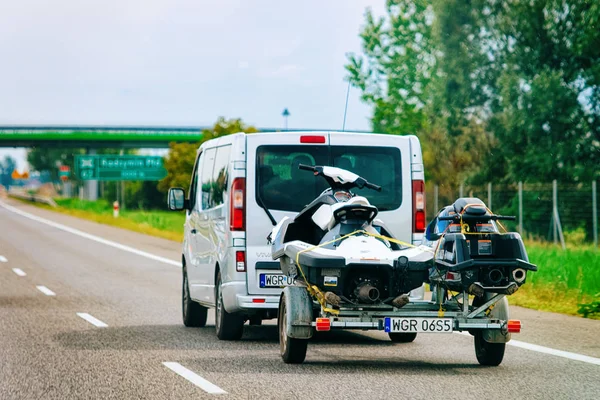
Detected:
left=270, top=165, right=536, bottom=366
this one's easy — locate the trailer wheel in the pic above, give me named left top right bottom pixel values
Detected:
left=279, top=292, right=308, bottom=364
left=388, top=332, right=417, bottom=343
left=474, top=331, right=505, bottom=366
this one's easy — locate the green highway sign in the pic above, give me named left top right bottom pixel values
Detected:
left=74, top=155, right=167, bottom=181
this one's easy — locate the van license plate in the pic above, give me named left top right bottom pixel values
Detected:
left=384, top=318, right=453, bottom=333
left=259, top=274, right=296, bottom=288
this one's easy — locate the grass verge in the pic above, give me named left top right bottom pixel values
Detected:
left=12, top=197, right=600, bottom=318
left=15, top=197, right=185, bottom=242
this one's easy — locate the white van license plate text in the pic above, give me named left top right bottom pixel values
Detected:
left=259, top=274, right=295, bottom=288
left=384, top=318, right=453, bottom=333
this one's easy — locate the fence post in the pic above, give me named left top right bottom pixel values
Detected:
left=552, top=180, right=566, bottom=250
left=459, top=183, right=464, bottom=198
left=518, top=181, right=523, bottom=235
left=487, top=182, right=492, bottom=209
left=593, top=180, right=598, bottom=248
left=553, top=180, right=558, bottom=245
left=434, top=184, right=439, bottom=213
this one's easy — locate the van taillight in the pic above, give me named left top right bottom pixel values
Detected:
left=300, top=135, right=326, bottom=144
left=412, top=180, right=426, bottom=233
left=236, top=250, right=246, bottom=272
left=230, top=178, right=245, bottom=231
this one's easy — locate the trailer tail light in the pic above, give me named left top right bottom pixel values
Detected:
left=315, top=318, right=331, bottom=332
left=300, top=135, right=326, bottom=144
left=507, top=320, right=521, bottom=333
left=235, top=250, right=246, bottom=272
left=230, top=178, right=245, bottom=231
left=412, top=180, right=426, bottom=233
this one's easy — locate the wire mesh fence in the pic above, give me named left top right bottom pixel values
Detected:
left=426, top=181, right=598, bottom=246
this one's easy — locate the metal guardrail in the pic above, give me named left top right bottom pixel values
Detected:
left=8, top=188, right=57, bottom=207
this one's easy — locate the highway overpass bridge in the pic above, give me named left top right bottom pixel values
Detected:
left=0, top=125, right=366, bottom=148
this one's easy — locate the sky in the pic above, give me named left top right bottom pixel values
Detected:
left=0, top=0, right=385, bottom=170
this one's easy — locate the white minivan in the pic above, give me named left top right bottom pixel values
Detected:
left=167, top=131, right=426, bottom=340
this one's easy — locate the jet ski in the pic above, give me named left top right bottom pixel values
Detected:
left=270, top=164, right=433, bottom=307
left=425, top=198, right=538, bottom=298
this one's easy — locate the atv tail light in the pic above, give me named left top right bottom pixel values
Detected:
left=507, top=319, right=521, bottom=333
left=412, top=180, right=426, bottom=233
left=235, top=250, right=246, bottom=272
left=445, top=272, right=459, bottom=280
left=315, top=317, right=331, bottom=331
left=230, top=178, right=245, bottom=231
left=300, top=135, right=326, bottom=144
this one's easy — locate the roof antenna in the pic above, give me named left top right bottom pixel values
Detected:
left=342, top=80, right=351, bottom=131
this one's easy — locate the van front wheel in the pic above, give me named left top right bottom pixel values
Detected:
left=215, top=271, right=244, bottom=340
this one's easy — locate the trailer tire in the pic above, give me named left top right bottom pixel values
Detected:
left=388, top=332, right=417, bottom=343
left=279, top=292, right=308, bottom=364
left=474, top=331, right=505, bottom=366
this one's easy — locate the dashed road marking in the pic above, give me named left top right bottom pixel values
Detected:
left=12, top=268, right=26, bottom=276
left=76, top=313, right=108, bottom=328
left=0, top=201, right=180, bottom=267
left=0, top=255, right=7, bottom=262
left=36, top=285, right=56, bottom=296
left=162, top=362, right=227, bottom=395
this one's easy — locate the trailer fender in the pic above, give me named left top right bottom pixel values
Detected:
left=281, top=286, right=313, bottom=340
left=482, top=294, right=511, bottom=344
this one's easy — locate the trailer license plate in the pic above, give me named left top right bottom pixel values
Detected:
left=384, top=318, right=453, bottom=333
left=259, top=274, right=295, bottom=288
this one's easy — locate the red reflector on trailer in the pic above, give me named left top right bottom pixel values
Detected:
left=315, top=317, right=331, bottom=331
left=507, top=320, right=521, bottom=333
left=252, top=298, right=265, bottom=303
left=300, top=135, right=326, bottom=144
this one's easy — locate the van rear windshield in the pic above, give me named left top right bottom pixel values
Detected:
left=256, top=145, right=402, bottom=212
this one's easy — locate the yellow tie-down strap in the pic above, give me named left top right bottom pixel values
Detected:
left=294, top=229, right=434, bottom=316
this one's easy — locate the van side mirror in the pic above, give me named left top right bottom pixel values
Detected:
left=168, top=187, right=187, bottom=211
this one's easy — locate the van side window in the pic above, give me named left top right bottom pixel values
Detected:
left=200, top=147, right=216, bottom=210
left=211, top=145, right=232, bottom=207
left=188, top=151, right=202, bottom=210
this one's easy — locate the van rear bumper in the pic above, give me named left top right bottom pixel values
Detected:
left=221, top=281, right=280, bottom=313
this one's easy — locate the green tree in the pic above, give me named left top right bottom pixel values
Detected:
left=158, top=117, right=258, bottom=193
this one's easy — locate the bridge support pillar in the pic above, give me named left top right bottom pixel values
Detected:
left=85, top=148, right=98, bottom=201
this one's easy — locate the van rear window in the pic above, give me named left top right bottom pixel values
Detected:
left=256, top=145, right=402, bottom=212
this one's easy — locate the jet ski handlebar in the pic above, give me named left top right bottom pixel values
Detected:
left=297, top=164, right=382, bottom=192
left=439, top=214, right=516, bottom=222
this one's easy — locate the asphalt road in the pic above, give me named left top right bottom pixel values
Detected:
left=1, top=198, right=599, bottom=400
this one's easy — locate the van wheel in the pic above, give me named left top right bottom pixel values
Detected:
left=182, top=269, right=207, bottom=327
left=474, top=331, right=505, bottom=366
left=215, top=271, right=244, bottom=340
left=279, top=292, right=308, bottom=364
left=388, top=332, right=417, bottom=343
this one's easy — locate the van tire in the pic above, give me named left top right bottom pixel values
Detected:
left=182, top=269, right=208, bottom=327
left=215, top=271, right=244, bottom=340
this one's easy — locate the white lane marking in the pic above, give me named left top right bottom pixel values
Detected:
left=76, top=313, right=108, bottom=328
left=12, top=268, right=26, bottom=276
left=162, top=362, right=227, bottom=395
left=454, top=332, right=600, bottom=366
left=36, top=285, right=56, bottom=296
left=0, top=255, right=7, bottom=262
left=0, top=201, right=180, bottom=267
left=508, top=339, right=600, bottom=366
